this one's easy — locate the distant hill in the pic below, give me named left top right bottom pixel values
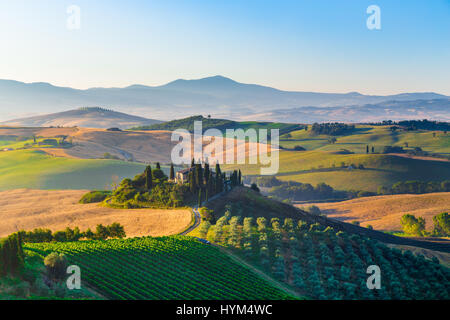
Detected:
left=0, top=107, right=161, bottom=129
left=132, top=115, right=302, bottom=135
left=246, top=99, right=450, bottom=123
left=0, top=76, right=448, bottom=122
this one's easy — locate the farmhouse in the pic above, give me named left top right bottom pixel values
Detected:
left=175, top=167, right=218, bottom=184
left=175, top=168, right=194, bottom=184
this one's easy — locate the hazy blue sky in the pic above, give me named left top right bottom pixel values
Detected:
left=0, top=0, right=449, bottom=94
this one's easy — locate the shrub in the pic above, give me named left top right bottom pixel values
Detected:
left=400, top=214, right=426, bottom=236
left=79, top=191, right=111, bottom=204
left=44, top=252, right=68, bottom=281
left=433, top=212, right=449, bottom=236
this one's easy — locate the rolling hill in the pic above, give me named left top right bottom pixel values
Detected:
left=0, top=149, right=147, bottom=190
left=0, top=107, right=161, bottom=129
left=0, top=76, right=448, bottom=122
left=304, top=192, right=450, bottom=232
left=227, top=151, right=450, bottom=192
left=132, top=115, right=301, bottom=135
left=279, top=125, right=450, bottom=155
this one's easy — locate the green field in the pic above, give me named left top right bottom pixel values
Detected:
left=0, top=149, right=146, bottom=190
left=25, top=236, right=295, bottom=300
left=280, top=125, right=450, bottom=155
left=226, top=150, right=450, bottom=192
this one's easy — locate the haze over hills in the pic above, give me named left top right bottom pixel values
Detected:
left=0, top=107, right=161, bottom=129
left=0, top=76, right=449, bottom=123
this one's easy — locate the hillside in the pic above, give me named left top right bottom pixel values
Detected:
left=0, top=107, right=161, bottom=129
left=132, top=115, right=301, bottom=135
left=25, top=236, right=295, bottom=300
left=202, top=187, right=450, bottom=253
left=0, top=189, right=192, bottom=238
left=0, top=149, right=147, bottom=190
left=280, top=125, right=450, bottom=155
left=192, top=187, right=450, bottom=299
left=227, top=151, right=450, bottom=192
left=304, top=193, right=450, bottom=232
left=0, top=77, right=448, bottom=122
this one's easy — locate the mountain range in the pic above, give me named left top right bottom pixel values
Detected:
left=0, top=76, right=448, bottom=123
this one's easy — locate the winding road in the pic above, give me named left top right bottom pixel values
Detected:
left=180, top=207, right=201, bottom=235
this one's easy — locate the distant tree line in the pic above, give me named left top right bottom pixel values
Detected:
left=379, top=180, right=450, bottom=195
left=17, top=223, right=126, bottom=243
left=310, top=123, right=355, bottom=136
left=0, top=233, right=24, bottom=276
left=255, top=177, right=348, bottom=201
left=367, top=119, right=450, bottom=132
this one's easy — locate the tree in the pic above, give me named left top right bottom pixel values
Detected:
left=400, top=214, right=426, bottom=236
left=189, top=170, right=196, bottom=193
left=204, top=163, right=210, bottom=184
left=250, top=183, right=260, bottom=192
left=95, top=224, right=109, bottom=240
left=328, top=137, right=337, bottom=144
left=44, top=252, right=68, bottom=281
left=366, top=145, right=369, bottom=154
left=238, top=170, right=242, bottom=185
left=107, top=223, right=126, bottom=238
left=371, top=146, right=375, bottom=153
left=156, top=162, right=161, bottom=169
left=198, top=188, right=203, bottom=207
left=191, top=158, right=195, bottom=168
left=145, top=165, right=152, bottom=190
left=195, top=164, right=203, bottom=188
left=433, top=212, right=449, bottom=236
left=169, top=163, right=175, bottom=180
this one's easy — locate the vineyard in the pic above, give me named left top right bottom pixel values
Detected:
left=24, top=236, right=295, bottom=300
left=200, top=212, right=450, bottom=300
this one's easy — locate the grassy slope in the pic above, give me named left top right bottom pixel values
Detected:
left=0, top=149, right=146, bottom=190
left=281, top=125, right=450, bottom=154
left=227, top=150, right=450, bottom=192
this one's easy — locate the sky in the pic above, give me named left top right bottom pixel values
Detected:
left=0, top=0, right=449, bottom=95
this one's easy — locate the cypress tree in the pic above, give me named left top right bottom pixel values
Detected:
left=189, top=171, right=196, bottom=193
left=198, top=188, right=202, bottom=207
left=215, top=162, right=221, bottom=176
left=204, top=163, right=210, bottom=184
left=195, top=164, right=203, bottom=188
left=169, top=163, right=175, bottom=180
left=145, top=165, right=153, bottom=190
left=191, top=158, right=195, bottom=168
left=366, top=145, right=369, bottom=154
left=238, top=170, right=242, bottom=185
left=156, top=162, right=161, bottom=170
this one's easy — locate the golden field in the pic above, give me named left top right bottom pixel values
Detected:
left=0, top=189, right=192, bottom=238
left=301, top=192, right=450, bottom=232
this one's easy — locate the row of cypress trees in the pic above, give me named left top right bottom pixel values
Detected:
left=0, top=233, right=24, bottom=277
left=188, top=160, right=242, bottom=205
